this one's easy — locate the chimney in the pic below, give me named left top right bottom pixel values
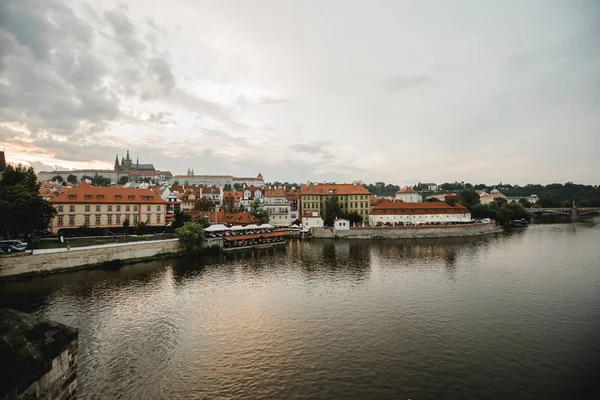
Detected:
left=445, top=194, right=457, bottom=206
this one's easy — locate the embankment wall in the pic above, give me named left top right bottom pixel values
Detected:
left=312, top=223, right=501, bottom=239
left=0, top=239, right=180, bottom=278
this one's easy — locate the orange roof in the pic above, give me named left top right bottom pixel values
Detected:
left=223, top=191, right=243, bottom=201
left=300, top=183, right=370, bottom=195
left=223, top=212, right=259, bottom=226
left=49, top=182, right=167, bottom=204
left=371, top=199, right=469, bottom=215
left=264, top=188, right=286, bottom=197
left=397, top=187, right=417, bottom=194
left=39, top=188, right=55, bottom=198
left=285, top=189, right=300, bottom=200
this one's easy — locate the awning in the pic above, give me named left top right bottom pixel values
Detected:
left=204, top=224, right=230, bottom=232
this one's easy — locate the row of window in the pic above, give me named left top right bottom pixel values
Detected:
left=57, top=214, right=162, bottom=225
left=303, top=195, right=369, bottom=200
left=57, top=205, right=162, bottom=213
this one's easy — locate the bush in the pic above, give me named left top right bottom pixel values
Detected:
left=176, top=222, right=206, bottom=253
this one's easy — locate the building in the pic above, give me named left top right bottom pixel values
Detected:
left=263, top=187, right=291, bottom=227
left=334, top=218, right=350, bottom=230
left=170, top=173, right=264, bottom=188
left=222, top=191, right=244, bottom=207
left=241, top=186, right=263, bottom=207
left=300, top=183, right=371, bottom=225
left=180, top=185, right=221, bottom=211
left=369, top=200, right=471, bottom=226
left=480, top=193, right=507, bottom=205
left=48, top=182, right=167, bottom=233
left=424, top=183, right=438, bottom=191
left=395, top=187, right=422, bottom=202
left=130, top=170, right=173, bottom=184
left=302, top=211, right=324, bottom=228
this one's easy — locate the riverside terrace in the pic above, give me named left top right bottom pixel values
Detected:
left=204, top=223, right=286, bottom=250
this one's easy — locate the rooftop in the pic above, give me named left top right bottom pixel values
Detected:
left=50, top=182, right=167, bottom=204
left=301, top=183, right=370, bottom=195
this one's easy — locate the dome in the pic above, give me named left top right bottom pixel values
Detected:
left=491, top=188, right=500, bottom=194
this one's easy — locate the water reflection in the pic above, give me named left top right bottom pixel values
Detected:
left=1, top=226, right=600, bottom=400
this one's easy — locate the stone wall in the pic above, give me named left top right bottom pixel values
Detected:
left=0, top=239, right=180, bottom=278
left=312, top=223, right=501, bottom=239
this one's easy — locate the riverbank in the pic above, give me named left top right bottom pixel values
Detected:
left=0, top=239, right=182, bottom=279
left=312, top=222, right=502, bottom=239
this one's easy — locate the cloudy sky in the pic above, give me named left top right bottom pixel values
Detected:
left=1, top=0, right=599, bottom=185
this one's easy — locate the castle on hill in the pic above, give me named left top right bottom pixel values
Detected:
left=114, top=150, right=155, bottom=172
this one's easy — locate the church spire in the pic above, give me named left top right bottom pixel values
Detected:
left=126, top=149, right=130, bottom=160
left=136, top=156, right=139, bottom=169
left=114, top=154, right=120, bottom=171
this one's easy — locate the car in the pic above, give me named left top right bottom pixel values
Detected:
left=481, top=218, right=491, bottom=223
left=0, top=240, right=27, bottom=252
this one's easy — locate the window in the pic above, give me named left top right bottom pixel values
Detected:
left=147, top=205, right=151, bottom=211
left=108, top=215, right=112, bottom=224
left=97, top=195, right=104, bottom=200
left=116, top=205, right=121, bottom=212
left=58, top=217, right=63, bottom=225
left=133, top=215, right=138, bottom=222
left=108, top=206, right=112, bottom=212
left=116, top=215, right=121, bottom=223
left=69, top=195, right=76, bottom=199
left=133, top=205, right=138, bottom=212
left=69, top=216, right=75, bottom=224
left=156, top=205, right=161, bottom=211
left=146, top=215, right=151, bottom=222
left=85, top=205, right=90, bottom=212
left=85, top=195, right=92, bottom=200
left=96, top=205, right=101, bottom=212
left=57, top=205, right=63, bottom=212
left=95, top=216, right=100, bottom=224
left=85, top=216, right=90, bottom=224
left=69, top=205, right=75, bottom=212
left=115, top=195, right=121, bottom=200
left=128, top=195, right=135, bottom=200
left=126, top=206, right=130, bottom=212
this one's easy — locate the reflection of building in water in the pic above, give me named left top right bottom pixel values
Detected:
left=296, top=239, right=371, bottom=281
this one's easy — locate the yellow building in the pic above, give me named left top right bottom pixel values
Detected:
left=300, top=183, right=371, bottom=225
left=48, top=182, right=167, bottom=234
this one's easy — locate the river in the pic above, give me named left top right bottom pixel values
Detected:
left=2, top=224, right=600, bottom=399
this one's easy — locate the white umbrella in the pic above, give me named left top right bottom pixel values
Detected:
left=230, top=225, right=247, bottom=231
left=259, top=223, right=275, bottom=229
left=245, top=224, right=260, bottom=229
left=204, top=224, right=230, bottom=232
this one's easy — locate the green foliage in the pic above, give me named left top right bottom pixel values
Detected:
left=471, top=200, right=527, bottom=228
left=223, top=183, right=232, bottom=191
left=67, top=174, right=77, bottom=184
left=0, top=164, right=56, bottom=238
left=81, top=175, right=93, bottom=182
left=91, top=173, right=111, bottom=186
left=173, top=180, right=179, bottom=186
left=363, top=182, right=399, bottom=197
left=518, top=198, right=532, bottom=208
left=118, top=176, right=129, bottom=185
left=324, top=196, right=343, bottom=226
left=424, top=197, right=442, bottom=202
left=52, top=175, right=64, bottom=183
left=176, top=222, right=206, bottom=253
left=345, top=211, right=363, bottom=226
left=233, top=183, right=243, bottom=191
left=457, top=188, right=480, bottom=208
left=122, top=218, right=130, bottom=231
left=172, top=211, right=191, bottom=229
left=249, top=199, right=270, bottom=224
left=134, top=221, right=147, bottom=235
left=193, top=197, right=213, bottom=211
left=223, top=196, right=237, bottom=213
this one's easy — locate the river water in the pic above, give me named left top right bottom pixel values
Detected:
left=2, top=224, right=600, bottom=399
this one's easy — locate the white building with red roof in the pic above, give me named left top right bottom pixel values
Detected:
left=395, top=187, right=422, bottom=203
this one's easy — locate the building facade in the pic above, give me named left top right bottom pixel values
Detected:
left=263, top=187, right=291, bottom=227
left=300, top=183, right=371, bottom=225
left=48, top=183, right=167, bottom=234
left=395, top=187, right=423, bottom=202
left=369, top=200, right=471, bottom=226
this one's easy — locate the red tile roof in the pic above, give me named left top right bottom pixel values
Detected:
left=49, top=182, right=166, bottom=204
left=264, top=188, right=286, bottom=197
left=397, top=187, right=417, bottom=194
left=300, top=183, right=370, bottom=195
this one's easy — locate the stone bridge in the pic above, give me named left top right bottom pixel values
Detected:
left=526, top=207, right=600, bottom=221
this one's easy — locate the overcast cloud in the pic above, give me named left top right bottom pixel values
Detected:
left=1, top=0, right=599, bottom=185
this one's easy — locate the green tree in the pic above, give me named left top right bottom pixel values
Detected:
left=173, top=180, right=179, bottom=186
left=233, top=183, right=243, bottom=191
left=424, top=197, right=442, bottom=202
left=51, top=175, right=64, bottom=183
left=176, top=222, right=206, bottom=253
left=458, top=188, right=480, bottom=208
left=222, top=196, right=237, bottom=213
left=0, top=164, right=56, bottom=238
left=238, top=204, right=246, bottom=213
left=344, top=211, right=363, bottom=226
left=193, top=197, right=213, bottom=211
left=118, top=176, right=129, bottom=185
left=134, top=221, right=147, bottom=235
left=67, top=174, right=77, bottom=184
left=81, top=175, right=93, bottom=183
left=324, top=196, right=343, bottom=226
left=223, top=183, right=232, bottom=191
left=249, top=199, right=270, bottom=224
left=172, top=211, right=191, bottom=228
left=518, top=198, right=532, bottom=208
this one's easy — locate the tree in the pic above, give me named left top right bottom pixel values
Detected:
left=133, top=221, right=147, bottom=235
left=176, top=222, right=206, bottom=253
left=518, top=198, right=532, bottom=208
left=233, top=183, right=243, bottom=191
left=67, top=174, right=77, bottom=184
left=424, top=197, right=442, bottom=202
left=222, top=196, right=237, bottom=213
left=0, top=164, right=56, bottom=238
left=51, top=175, right=64, bottom=183
left=91, top=174, right=111, bottom=186
left=344, top=211, right=363, bottom=226
left=81, top=175, right=93, bottom=183
left=249, top=199, right=270, bottom=224
left=458, top=188, right=481, bottom=208
left=172, top=211, right=191, bottom=229
left=122, top=218, right=130, bottom=232
left=238, top=204, right=246, bottom=213
left=324, top=196, right=343, bottom=226
left=194, top=197, right=213, bottom=211
left=173, top=180, right=179, bottom=186
left=223, top=183, right=232, bottom=191
left=118, top=176, right=129, bottom=185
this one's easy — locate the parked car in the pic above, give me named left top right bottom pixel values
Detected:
left=0, top=240, right=27, bottom=252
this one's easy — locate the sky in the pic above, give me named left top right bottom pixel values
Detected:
left=1, top=0, right=599, bottom=186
